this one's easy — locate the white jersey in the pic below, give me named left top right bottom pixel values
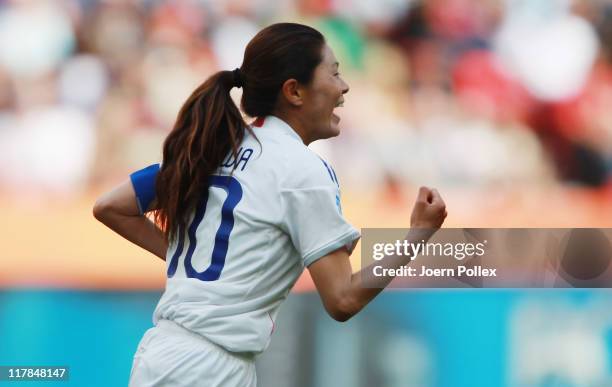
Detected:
left=130, top=115, right=360, bottom=354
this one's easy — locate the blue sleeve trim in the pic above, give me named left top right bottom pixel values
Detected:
left=129, top=163, right=160, bottom=214
left=303, top=228, right=361, bottom=267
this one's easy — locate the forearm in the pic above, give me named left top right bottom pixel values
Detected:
left=310, top=186, right=447, bottom=322
left=93, top=179, right=167, bottom=261
left=344, top=228, right=437, bottom=317
left=98, top=212, right=168, bottom=261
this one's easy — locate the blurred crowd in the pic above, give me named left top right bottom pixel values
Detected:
left=0, top=0, right=611, bottom=198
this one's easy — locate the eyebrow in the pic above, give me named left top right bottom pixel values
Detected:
left=333, top=61, right=339, bottom=68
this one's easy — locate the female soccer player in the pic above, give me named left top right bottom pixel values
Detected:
left=93, top=23, right=446, bottom=387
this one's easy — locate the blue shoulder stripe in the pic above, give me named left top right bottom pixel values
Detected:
left=318, top=158, right=339, bottom=187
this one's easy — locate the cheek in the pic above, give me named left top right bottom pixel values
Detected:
left=309, top=93, right=333, bottom=114
left=311, top=79, right=338, bottom=103
left=305, top=81, right=338, bottom=119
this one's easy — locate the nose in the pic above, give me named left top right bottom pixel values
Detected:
left=341, top=78, right=349, bottom=95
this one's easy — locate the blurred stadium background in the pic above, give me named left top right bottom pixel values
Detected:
left=1, top=0, right=612, bottom=386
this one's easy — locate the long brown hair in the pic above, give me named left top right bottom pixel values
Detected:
left=155, top=23, right=325, bottom=242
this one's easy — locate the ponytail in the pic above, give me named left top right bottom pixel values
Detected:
left=154, top=70, right=253, bottom=242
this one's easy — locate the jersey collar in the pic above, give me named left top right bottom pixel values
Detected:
left=253, top=115, right=305, bottom=144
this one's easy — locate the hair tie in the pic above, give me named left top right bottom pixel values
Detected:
left=232, top=68, right=243, bottom=88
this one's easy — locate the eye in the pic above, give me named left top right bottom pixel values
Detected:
left=334, top=72, right=340, bottom=77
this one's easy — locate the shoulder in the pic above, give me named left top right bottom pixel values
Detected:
left=280, top=146, right=338, bottom=191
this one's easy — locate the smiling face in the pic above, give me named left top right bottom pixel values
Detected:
left=300, top=44, right=349, bottom=142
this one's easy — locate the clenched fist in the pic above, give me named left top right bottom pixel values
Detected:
left=410, top=186, right=447, bottom=229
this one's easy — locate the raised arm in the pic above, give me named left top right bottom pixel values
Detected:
left=93, top=179, right=168, bottom=261
left=308, top=186, right=447, bottom=322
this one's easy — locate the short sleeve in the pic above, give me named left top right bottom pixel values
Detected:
left=280, top=183, right=360, bottom=267
left=129, top=163, right=160, bottom=214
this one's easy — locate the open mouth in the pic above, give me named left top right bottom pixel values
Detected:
left=332, top=100, right=344, bottom=122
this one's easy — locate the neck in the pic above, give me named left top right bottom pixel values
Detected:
left=271, top=111, right=310, bottom=145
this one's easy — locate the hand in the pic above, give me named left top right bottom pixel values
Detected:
left=410, top=186, right=447, bottom=229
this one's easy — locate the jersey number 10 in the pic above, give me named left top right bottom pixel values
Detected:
left=167, top=175, right=243, bottom=281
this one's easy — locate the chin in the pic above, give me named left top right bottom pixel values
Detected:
left=323, top=125, right=341, bottom=140
left=310, top=123, right=340, bottom=143
left=328, top=117, right=342, bottom=136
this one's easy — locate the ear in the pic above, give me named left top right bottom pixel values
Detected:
left=280, top=78, right=304, bottom=107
